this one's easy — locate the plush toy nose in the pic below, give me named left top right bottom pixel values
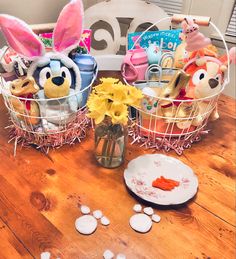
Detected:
left=52, top=76, right=64, bottom=86
left=209, top=78, right=219, bottom=89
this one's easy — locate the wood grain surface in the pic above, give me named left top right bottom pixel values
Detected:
left=0, top=71, right=235, bottom=259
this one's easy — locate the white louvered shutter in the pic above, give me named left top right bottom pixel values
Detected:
left=147, top=0, right=183, bottom=16
left=226, top=4, right=236, bottom=37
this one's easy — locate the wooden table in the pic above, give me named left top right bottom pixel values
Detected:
left=0, top=72, right=235, bottom=259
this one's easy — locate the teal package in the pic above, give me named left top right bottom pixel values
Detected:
left=128, top=29, right=182, bottom=51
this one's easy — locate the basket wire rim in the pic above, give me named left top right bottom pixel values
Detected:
left=1, top=64, right=98, bottom=101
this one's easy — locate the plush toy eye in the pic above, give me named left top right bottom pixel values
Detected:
left=215, top=74, right=222, bottom=82
left=192, top=69, right=207, bottom=85
left=60, top=67, right=71, bottom=86
left=46, top=72, right=51, bottom=79
left=39, top=67, right=52, bottom=87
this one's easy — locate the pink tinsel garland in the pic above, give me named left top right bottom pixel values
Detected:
left=128, top=121, right=209, bottom=155
left=7, top=109, right=90, bottom=155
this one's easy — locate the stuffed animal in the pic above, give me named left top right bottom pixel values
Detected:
left=173, top=29, right=218, bottom=69
left=181, top=45, right=236, bottom=125
left=9, top=77, right=40, bottom=125
left=0, top=46, right=30, bottom=81
left=36, top=76, right=80, bottom=129
left=185, top=60, right=224, bottom=99
left=181, top=17, right=211, bottom=52
left=184, top=55, right=227, bottom=122
left=219, top=47, right=236, bottom=67
left=173, top=40, right=190, bottom=68
left=174, top=17, right=214, bottom=70
left=0, top=0, right=84, bottom=130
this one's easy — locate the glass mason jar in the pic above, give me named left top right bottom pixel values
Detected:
left=94, top=118, right=126, bottom=168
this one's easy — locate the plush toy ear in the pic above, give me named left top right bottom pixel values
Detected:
left=220, top=65, right=227, bottom=72
left=53, top=0, right=84, bottom=53
left=186, top=18, right=194, bottom=26
left=220, top=47, right=236, bottom=65
left=181, top=20, right=188, bottom=33
left=179, top=32, right=186, bottom=41
left=0, top=14, right=45, bottom=59
left=229, top=47, right=236, bottom=64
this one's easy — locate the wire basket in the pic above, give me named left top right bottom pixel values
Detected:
left=0, top=49, right=97, bottom=154
left=125, top=14, right=231, bottom=155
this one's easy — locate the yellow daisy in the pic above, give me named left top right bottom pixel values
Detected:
left=107, top=102, right=129, bottom=125
left=87, top=93, right=110, bottom=124
left=100, top=77, right=120, bottom=84
left=126, top=86, right=143, bottom=106
left=87, top=110, right=106, bottom=124
left=109, top=83, right=128, bottom=103
left=96, top=78, right=120, bottom=95
left=87, top=91, right=100, bottom=111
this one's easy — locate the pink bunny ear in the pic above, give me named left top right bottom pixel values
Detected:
left=0, top=14, right=45, bottom=59
left=53, top=0, right=84, bottom=53
left=186, top=18, right=194, bottom=25
left=181, top=20, right=188, bottom=33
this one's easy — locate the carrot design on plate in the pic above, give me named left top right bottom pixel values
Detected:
left=152, top=176, right=180, bottom=191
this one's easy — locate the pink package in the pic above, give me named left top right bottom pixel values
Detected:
left=39, top=29, right=92, bottom=52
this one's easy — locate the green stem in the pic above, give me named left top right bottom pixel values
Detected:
left=95, top=137, right=101, bottom=149
left=101, top=138, right=109, bottom=165
left=109, top=140, right=116, bottom=166
left=106, top=138, right=112, bottom=158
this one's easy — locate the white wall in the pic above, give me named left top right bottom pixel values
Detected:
left=0, top=0, right=96, bottom=46
left=0, top=0, right=69, bottom=46
left=0, top=0, right=68, bottom=23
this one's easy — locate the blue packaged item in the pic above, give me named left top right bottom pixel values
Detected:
left=73, top=54, right=97, bottom=107
left=128, top=29, right=182, bottom=51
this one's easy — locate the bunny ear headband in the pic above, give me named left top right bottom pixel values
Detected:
left=0, top=0, right=84, bottom=60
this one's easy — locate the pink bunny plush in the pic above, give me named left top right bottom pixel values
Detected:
left=182, top=17, right=211, bottom=52
left=0, top=0, right=85, bottom=129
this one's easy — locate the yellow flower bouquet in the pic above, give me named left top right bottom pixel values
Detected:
left=87, top=77, right=143, bottom=125
left=87, top=78, right=143, bottom=168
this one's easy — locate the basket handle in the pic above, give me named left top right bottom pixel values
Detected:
left=160, top=52, right=174, bottom=68
left=171, top=14, right=211, bottom=26
left=145, top=64, right=162, bottom=83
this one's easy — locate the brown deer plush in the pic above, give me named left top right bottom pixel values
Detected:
left=10, top=77, right=40, bottom=125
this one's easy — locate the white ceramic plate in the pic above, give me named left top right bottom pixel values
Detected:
left=124, top=154, right=198, bottom=205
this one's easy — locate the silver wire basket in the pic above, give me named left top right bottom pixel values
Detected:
left=0, top=50, right=97, bottom=154
left=125, top=14, right=231, bottom=155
